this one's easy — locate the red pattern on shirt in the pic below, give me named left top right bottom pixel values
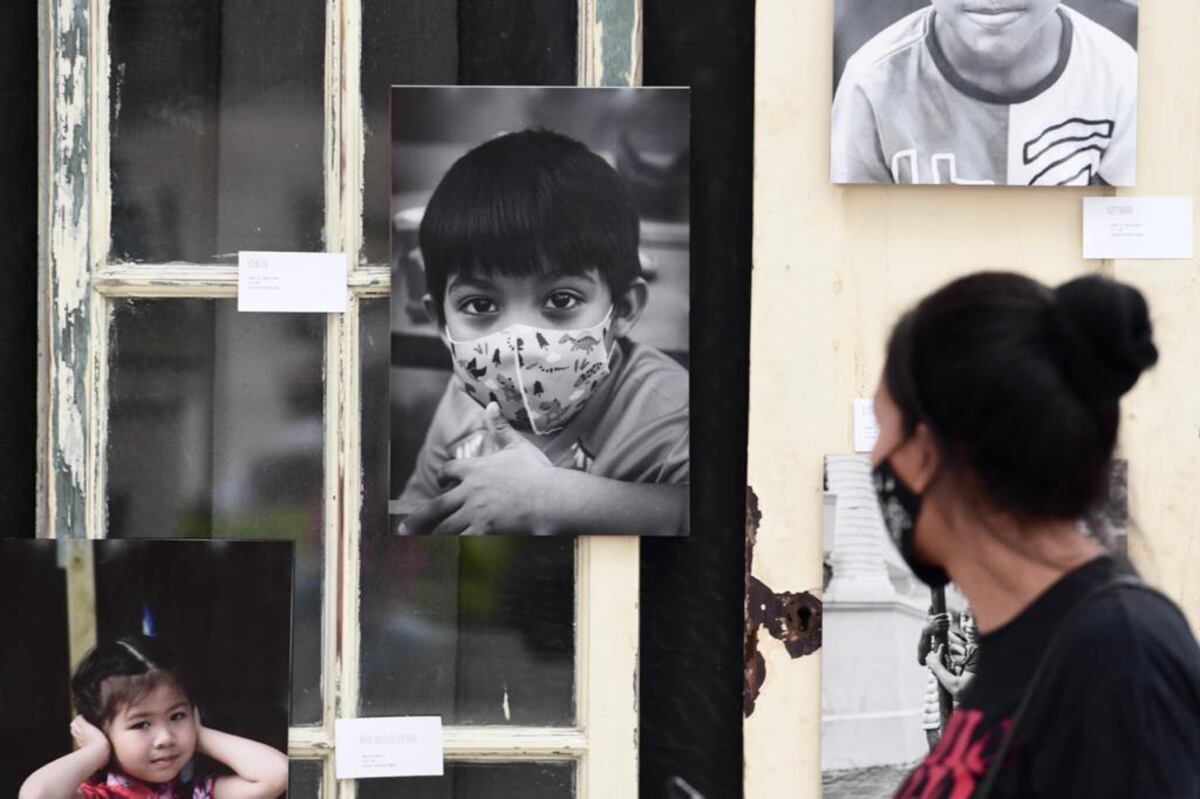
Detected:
left=894, top=709, right=1011, bottom=799
left=78, top=771, right=214, bottom=799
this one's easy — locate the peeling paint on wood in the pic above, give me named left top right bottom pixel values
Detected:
left=46, top=0, right=93, bottom=538
left=43, top=0, right=646, bottom=792
left=581, top=0, right=642, bottom=87
left=744, top=486, right=823, bottom=717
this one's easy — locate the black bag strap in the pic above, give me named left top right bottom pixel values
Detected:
left=974, top=574, right=1171, bottom=798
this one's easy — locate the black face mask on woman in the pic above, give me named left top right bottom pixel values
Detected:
left=872, top=454, right=951, bottom=589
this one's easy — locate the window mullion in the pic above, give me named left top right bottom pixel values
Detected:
left=341, top=0, right=364, bottom=267
left=91, top=0, right=113, bottom=275
left=86, top=0, right=111, bottom=543
left=334, top=1, right=364, bottom=798
left=92, top=264, right=240, bottom=297
left=575, top=4, right=643, bottom=799
left=43, top=0, right=96, bottom=539
left=578, top=0, right=643, bottom=88
left=86, top=295, right=110, bottom=541
left=333, top=292, right=362, bottom=799
left=322, top=303, right=349, bottom=764
left=441, top=727, right=590, bottom=759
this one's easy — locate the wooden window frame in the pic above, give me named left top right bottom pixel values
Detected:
left=39, top=0, right=643, bottom=795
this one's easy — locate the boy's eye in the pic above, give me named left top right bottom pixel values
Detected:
left=458, top=297, right=498, bottom=315
left=544, top=291, right=583, bottom=311
left=131, top=721, right=151, bottom=731
left=170, top=711, right=189, bottom=722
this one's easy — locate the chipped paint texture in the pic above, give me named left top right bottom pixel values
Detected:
left=750, top=1, right=1200, bottom=795
left=47, top=0, right=92, bottom=537
left=583, top=0, right=641, bottom=87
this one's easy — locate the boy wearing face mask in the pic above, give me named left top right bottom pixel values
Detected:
left=391, top=129, right=689, bottom=536
left=832, top=0, right=1137, bottom=185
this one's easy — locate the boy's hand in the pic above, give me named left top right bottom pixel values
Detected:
left=925, top=644, right=944, bottom=670
left=70, top=715, right=110, bottom=756
left=482, top=402, right=551, bottom=465
left=407, top=407, right=556, bottom=535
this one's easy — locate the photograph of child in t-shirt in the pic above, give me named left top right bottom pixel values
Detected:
left=831, top=0, right=1138, bottom=185
left=388, top=87, right=690, bottom=536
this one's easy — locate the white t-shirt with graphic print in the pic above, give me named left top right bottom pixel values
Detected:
left=831, top=5, right=1137, bottom=186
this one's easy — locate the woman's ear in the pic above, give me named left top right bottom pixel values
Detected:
left=908, top=421, right=942, bottom=494
left=610, top=277, right=649, bottom=339
left=891, top=421, right=941, bottom=496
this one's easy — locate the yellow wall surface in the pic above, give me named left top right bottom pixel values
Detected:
left=748, top=1, right=1200, bottom=795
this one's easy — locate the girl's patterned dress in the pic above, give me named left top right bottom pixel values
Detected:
left=78, top=771, right=215, bottom=799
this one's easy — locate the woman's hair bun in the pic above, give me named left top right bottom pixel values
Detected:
left=1050, top=274, right=1158, bottom=401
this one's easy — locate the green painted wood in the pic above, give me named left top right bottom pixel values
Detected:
left=597, top=0, right=639, bottom=87
left=45, top=0, right=92, bottom=538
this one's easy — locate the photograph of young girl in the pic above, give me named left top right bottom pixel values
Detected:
left=1, top=539, right=292, bottom=799
left=388, top=86, right=690, bottom=536
left=831, top=0, right=1138, bottom=185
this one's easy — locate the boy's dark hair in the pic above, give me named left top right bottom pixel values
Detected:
left=71, top=634, right=192, bottom=727
left=419, top=128, right=642, bottom=323
left=885, top=272, right=1157, bottom=523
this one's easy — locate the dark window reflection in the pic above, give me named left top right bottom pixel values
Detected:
left=458, top=2, right=577, bottom=86
left=361, top=0, right=577, bottom=265
left=106, top=299, right=326, bottom=725
left=287, top=760, right=323, bottom=799
left=0, top=541, right=70, bottom=799
left=360, top=299, right=575, bottom=725
left=357, top=762, right=574, bottom=799
left=360, top=0, right=458, bottom=265
left=109, top=0, right=325, bottom=262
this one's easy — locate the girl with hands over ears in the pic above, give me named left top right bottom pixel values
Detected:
left=19, top=634, right=288, bottom=799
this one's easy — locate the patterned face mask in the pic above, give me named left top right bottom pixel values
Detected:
left=446, top=307, right=615, bottom=435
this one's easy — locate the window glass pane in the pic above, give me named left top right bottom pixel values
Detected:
left=109, top=0, right=325, bottom=262
left=359, top=299, right=575, bottom=725
left=287, top=760, right=323, bottom=799
left=106, top=299, right=326, bottom=725
left=360, top=0, right=457, bottom=265
left=361, top=0, right=577, bottom=265
left=458, top=3, right=577, bottom=86
left=357, top=762, right=574, bottom=799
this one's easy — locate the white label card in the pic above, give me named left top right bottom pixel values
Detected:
left=1082, top=197, right=1194, bottom=260
left=335, top=717, right=444, bottom=780
left=238, top=251, right=348, bottom=313
left=853, top=398, right=879, bottom=454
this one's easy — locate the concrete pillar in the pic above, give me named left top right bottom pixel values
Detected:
left=824, top=454, right=895, bottom=603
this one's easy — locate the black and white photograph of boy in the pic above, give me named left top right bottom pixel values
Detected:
left=389, top=86, right=690, bottom=536
left=831, top=0, right=1138, bottom=186
left=1, top=539, right=292, bottom=799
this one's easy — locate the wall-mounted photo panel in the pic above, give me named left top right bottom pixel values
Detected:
left=831, top=0, right=1139, bottom=186
left=0, top=539, right=293, bottom=799
left=389, top=85, right=691, bottom=536
left=820, top=454, right=1131, bottom=797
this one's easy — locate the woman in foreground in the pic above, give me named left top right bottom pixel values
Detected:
left=873, top=272, right=1200, bottom=798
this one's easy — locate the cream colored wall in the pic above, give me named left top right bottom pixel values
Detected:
left=748, top=1, right=1200, bottom=796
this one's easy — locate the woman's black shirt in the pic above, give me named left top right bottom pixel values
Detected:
left=895, top=555, right=1200, bottom=798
